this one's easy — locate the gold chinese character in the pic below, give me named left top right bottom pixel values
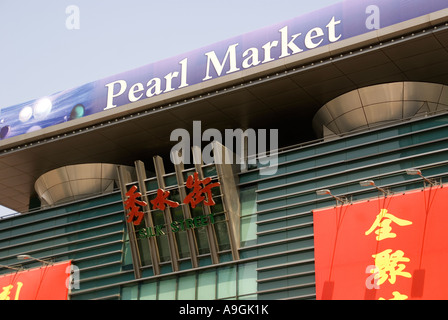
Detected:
left=0, top=282, right=23, bottom=300
left=365, top=209, right=412, bottom=241
left=379, top=291, right=408, bottom=300
left=373, top=249, right=411, bottom=285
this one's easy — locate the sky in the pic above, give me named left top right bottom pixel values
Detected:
left=0, top=0, right=342, bottom=216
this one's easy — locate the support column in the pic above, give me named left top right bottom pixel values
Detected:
left=117, top=166, right=142, bottom=279
left=134, top=160, right=161, bottom=276
left=192, top=146, right=220, bottom=265
left=213, top=141, right=241, bottom=261
left=173, top=153, right=199, bottom=268
left=153, top=156, right=180, bottom=272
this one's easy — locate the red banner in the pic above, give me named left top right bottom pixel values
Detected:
left=0, top=261, right=71, bottom=300
left=313, top=186, right=448, bottom=300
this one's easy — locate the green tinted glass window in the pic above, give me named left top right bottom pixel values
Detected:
left=217, top=265, right=236, bottom=299
left=238, top=262, right=257, bottom=296
left=178, top=274, right=196, bottom=300
left=140, top=281, right=157, bottom=300
left=197, top=269, right=216, bottom=300
left=158, top=277, right=176, bottom=300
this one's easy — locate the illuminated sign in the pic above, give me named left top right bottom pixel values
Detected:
left=313, top=186, right=448, bottom=300
left=0, top=261, right=72, bottom=300
left=0, top=0, right=446, bottom=142
left=123, top=172, right=221, bottom=238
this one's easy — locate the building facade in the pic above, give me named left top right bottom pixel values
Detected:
left=0, top=0, right=447, bottom=300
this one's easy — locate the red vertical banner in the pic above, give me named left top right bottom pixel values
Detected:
left=0, top=261, right=71, bottom=300
left=313, top=186, right=448, bottom=300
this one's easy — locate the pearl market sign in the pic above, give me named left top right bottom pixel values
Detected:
left=123, top=172, right=220, bottom=239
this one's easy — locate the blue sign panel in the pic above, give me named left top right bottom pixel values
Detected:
left=0, top=0, right=446, bottom=141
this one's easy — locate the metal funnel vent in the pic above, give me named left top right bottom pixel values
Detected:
left=312, top=82, right=448, bottom=139
left=34, top=163, right=135, bottom=207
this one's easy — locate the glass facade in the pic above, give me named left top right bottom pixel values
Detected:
left=1, top=113, right=448, bottom=300
left=121, top=262, right=257, bottom=300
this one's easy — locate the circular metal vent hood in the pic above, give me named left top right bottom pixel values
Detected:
left=312, top=82, right=448, bottom=138
left=34, top=163, right=135, bottom=207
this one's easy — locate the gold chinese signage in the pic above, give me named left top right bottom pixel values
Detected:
left=313, top=186, right=448, bottom=300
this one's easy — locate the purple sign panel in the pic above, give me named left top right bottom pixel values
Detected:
left=0, top=0, right=446, bottom=141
